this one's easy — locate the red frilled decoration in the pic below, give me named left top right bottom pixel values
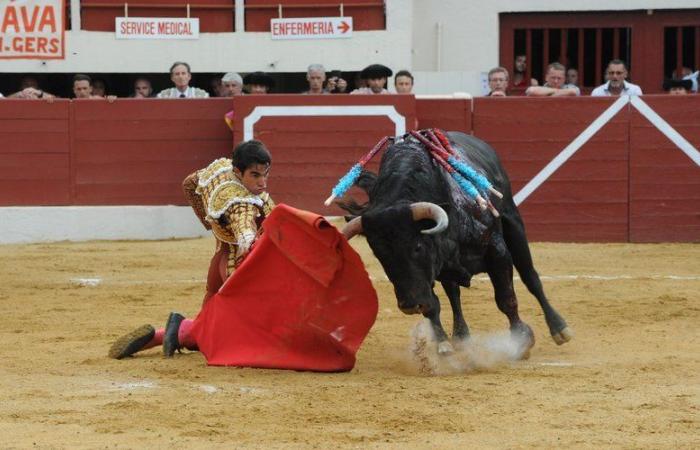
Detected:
left=190, top=204, right=378, bottom=372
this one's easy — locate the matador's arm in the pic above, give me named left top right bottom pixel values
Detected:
left=182, top=171, right=211, bottom=230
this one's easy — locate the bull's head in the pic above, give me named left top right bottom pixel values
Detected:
left=343, top=202, right=448, bottom=315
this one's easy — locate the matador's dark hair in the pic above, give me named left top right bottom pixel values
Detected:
left=232, top=140, right=272, bottom=172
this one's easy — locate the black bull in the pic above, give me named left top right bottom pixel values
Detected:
left=339, top=131, right=572, bottom=354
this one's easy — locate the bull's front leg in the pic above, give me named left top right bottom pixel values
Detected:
left=423, top=290, right=454, bottom=355
left=441, top=280, right=470, bottom=341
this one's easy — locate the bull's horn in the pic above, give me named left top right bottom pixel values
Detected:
left=341, top=216, right=363, bottom=240
left=410, top=202, right=449, bottom=235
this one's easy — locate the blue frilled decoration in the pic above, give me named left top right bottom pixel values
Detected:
left=330, top=163, right=362, bottom=199
left=448, top=156, right=492, bottom=194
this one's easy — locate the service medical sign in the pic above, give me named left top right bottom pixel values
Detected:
left=271, top=16, right=352, bottom=40
left=0, top=0, right=65, bottom=59
left=116, top=17, right=199, bottom=40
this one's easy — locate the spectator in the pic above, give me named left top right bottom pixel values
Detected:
left=591, top=60, right=642, bottom=96
left=663, top=78, right=692, bottom=95
left=512, top=55, right=538, bottom=88
left=92, top=78, right=108, bottom=98
left=132, top=77, right=154, bottom=98
left=526, top=62, right=580, bottom=97
left=19, top=76, right=39, bottom=90
left=157, top=62, right=209, bottom=98
left=327, top=70, right=348, bottom=94
left=73, top=74, right=116, bottom=101
left=566, top=68, right=579, bottom=87
left=210, top=77, right=224, bottom=97
left=351, top=64, right=392, bottom=95
left=5, top=87, right=54, bottom=100
left=221, top=72, right=243, bottom=97
left=394, top=70, right=414, bottom=94
left=243, top=72, right=274, bottom=94
left=3, top=76, right=55, bottom=100
left=302, top=64, right=328, bottom=94
left=486, top=67, right=509, bottom=97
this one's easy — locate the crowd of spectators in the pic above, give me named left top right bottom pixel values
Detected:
left=486, top=55, right=698, bottom=97
left=0, top=62, right=414, bottom=100
left=2, top=57, right=697, bottom=100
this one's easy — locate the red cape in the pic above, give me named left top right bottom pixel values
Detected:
left=190, top=204, right=378, bottom=372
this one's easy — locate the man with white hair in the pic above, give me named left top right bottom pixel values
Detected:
left=302, top=64, right=328, bottom=94
left=221, top=72, right=243, bottom=97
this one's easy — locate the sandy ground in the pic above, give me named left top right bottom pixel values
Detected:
left=1, top=230, right=698, bottom=449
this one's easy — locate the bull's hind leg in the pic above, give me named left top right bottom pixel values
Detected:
left=423, top=291, right=454, bottom=355
left=501, top=210, right=573, bottom=345
left=486, top=237, right=535, bottom=356
left=441, top=281, right=470, bottom=341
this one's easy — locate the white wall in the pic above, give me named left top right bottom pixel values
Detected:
left=2, top=0, right=412, bottom=75
left=408, top=0, right=700, bottom=95
left=2, top=0, right=699, bottom=95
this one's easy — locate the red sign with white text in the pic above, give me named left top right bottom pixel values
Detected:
left=0, top=0, right=65, bottom=59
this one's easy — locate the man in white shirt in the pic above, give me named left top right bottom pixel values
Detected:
left=157, top=62, right=209, bottom=98
left=591, top=60, right=643, bottom=96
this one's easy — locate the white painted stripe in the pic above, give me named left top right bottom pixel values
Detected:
left=513, top=96, right=629, bottom=206
left=368, top=274, right=700, bottom=282
left=630, top=96, right=700, bottom=167
left=243, top=105, right=406, bottom=141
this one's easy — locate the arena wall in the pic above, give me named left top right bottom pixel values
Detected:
left=1, top=95, right=699, bottom=243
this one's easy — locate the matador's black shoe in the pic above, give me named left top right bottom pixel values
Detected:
left=163, top=312, right=185, bottom=357
left=108, top=324, right=155, bottom=359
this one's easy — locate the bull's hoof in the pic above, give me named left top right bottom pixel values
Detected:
left=551, top=326, right=574, bottom=345
left=437, top=341, right=454, bottom=355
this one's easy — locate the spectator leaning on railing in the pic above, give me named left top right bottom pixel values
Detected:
left=394, top=70, right=414, bottom=94
left=526, top=62, right=579, bottom=97
left=73, top=74, right=116, bottom=101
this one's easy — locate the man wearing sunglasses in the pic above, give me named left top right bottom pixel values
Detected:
left=591, top=59, right=643, bottom=96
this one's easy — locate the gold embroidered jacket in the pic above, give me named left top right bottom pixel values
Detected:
left=182, top=158, right=274, bottom=272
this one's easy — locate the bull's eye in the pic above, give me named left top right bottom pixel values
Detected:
left=412, top=242, right=423, bottom=257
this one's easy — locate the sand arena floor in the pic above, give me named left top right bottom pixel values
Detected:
left=0, top=231, right=698, bottom=449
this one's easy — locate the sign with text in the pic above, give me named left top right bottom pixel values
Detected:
left=0, top=0, right=65, bottom=59
left=271, top=17, right=352, bottom=40
left=115, top=17, right=199, bottom=40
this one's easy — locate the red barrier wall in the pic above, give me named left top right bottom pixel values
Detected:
left=232, top=95, right=416, bottom=215
left=629, top=96, right=700, bottom=242
left=474, top=97, right=630, bottom=242
left=72, top=98, right=232, bottom=205
left=0, top=100, right=71, bottom=205
left=416, top=98, right=471, bottom=133
left=1, top=96, right=699, bottom=243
